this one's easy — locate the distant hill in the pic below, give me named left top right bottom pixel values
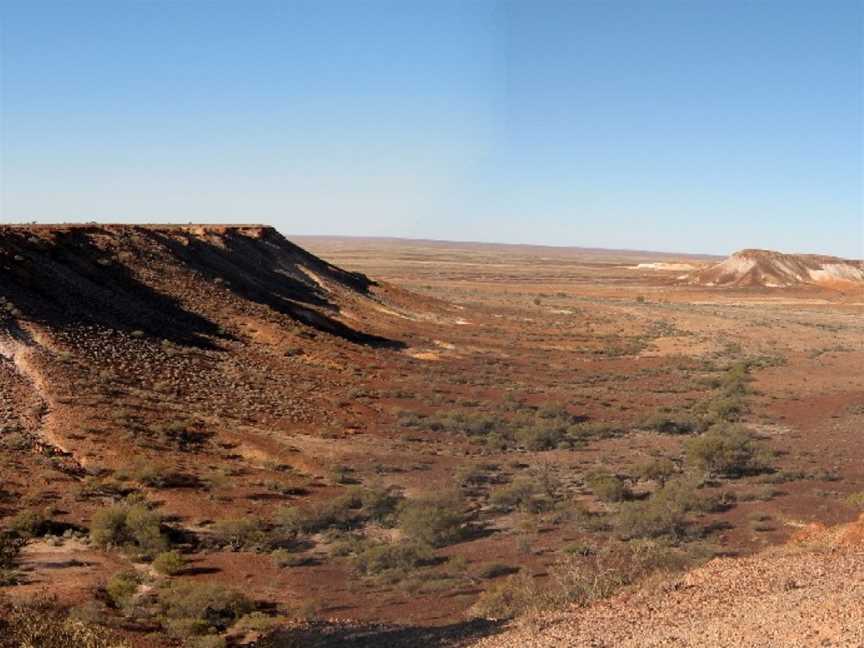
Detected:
left=688, top=249, right=864, bottom=288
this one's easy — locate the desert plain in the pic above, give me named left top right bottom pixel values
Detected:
left=0, top=226, right=862, bottom=647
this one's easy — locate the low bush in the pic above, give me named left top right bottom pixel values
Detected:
left=398, top=493, right=467, bottom=547
left=615, top=485, right=691, bottom=540
left=637, top=458, right=677, bottom=486
left=469, top=571, right=539, bottom=620
left=642, top=415, right=697, bottom=435
left=356, top=485, right=403, bottom=526
left=157, top=582, right=254, bottom=637
left=106, top=570, right=141, bottom=610
left=846, top=492, right=864, bottom=509
left=685, top=424, right=769, bottom=477
left=586, top=472, right=630, bottom=503
left=275, top=493, right=360, bottom=537
left=185, top=636, right=226, bottom=648
left=0, top=531, right=24, bottom=582
left=352, top=540, right=434, bottom=576
left=90, top=502, right=168, bottom=559
left=270, top=548, right=307, bottom=568
left=514, top=423, right=567, bottom=451
left=210, top=518, right=266, bottom=551
left=8, top=509, right=52, bottom=538
left=152, top=550, right=186, bottom=576
left=489, top=478, right=540, bottom=512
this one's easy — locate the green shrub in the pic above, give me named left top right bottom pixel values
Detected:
left=90, top=506, right=128, bottom=547
left=0, top=528, right=20, bottom=560
left=356, top=485, right=403, bottom=525
left=0, top=532, right=24, bottom=582
left=456, top=464, right=489, bottom=488
left=643, top=415, right=697, bottom=435
left=125, top=505, right=168, bottom=556
left=685, top=425, right=768, bottom=477
left=469, top=572, right=539, bottom=620
left=152, top=550, right=186, bottom=576
left=637, top=458, right=677, bottom=486
left=586, top=472, right=630, bottom=503
left=158, top=582, right=254, bottom=636
left=90, top=502, right=168, bottom=558
left=352, top=541, right=434, bottom=576
left=846, top=492, right=864, bottom=509
left=106, top=570, right=141, bottom=609
left=8, top=509, right=52, bottom=538
left=514, top=423, right=566, bottom=451
left=398, top=493, right=466, bottom=547
left=275, top=493, right=359, bottom=536
left=489, top=478, right=539, bottom=512
left=211, top=518, right=265, bottom=551
left=615, top=486, right=689, bottom=540
left=704, top=395, right=746, bottom=422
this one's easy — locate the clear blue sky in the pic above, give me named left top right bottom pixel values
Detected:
left=1, top=0, right=861, bottom=256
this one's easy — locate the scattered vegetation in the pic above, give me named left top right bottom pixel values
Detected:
left=0, top=597, right=130, bottom=648
left=398, top=407, right=619, bottom=451
left=470, top=540, right=692, bottom=620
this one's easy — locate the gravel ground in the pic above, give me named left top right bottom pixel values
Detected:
left=472, top=519, right=864, bottom=648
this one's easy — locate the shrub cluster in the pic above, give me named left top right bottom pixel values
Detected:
left=90, top=501, right=168, bottom=559
left=399, top=408, right=621, bottom=451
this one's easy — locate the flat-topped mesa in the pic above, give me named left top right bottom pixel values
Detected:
left=0, top=224, right=396, bottom=347
left=688, top=248, right=864, bottom=288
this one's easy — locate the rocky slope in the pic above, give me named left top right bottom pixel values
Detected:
left=0, top=223, right=448, bottom=547
left=688, top=249, right=864, bottom=288
left=472, top=515, right=864, bottom=648
left=0, top=224, right=400, bottom=347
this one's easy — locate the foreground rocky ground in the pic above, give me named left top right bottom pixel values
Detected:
left=472, top=514, right=864, bottom=648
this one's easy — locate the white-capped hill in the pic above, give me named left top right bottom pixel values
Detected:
left=688, top=249, right=864, bottom=288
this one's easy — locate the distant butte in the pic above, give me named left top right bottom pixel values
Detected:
left=688, top=248, right=864, bottom=288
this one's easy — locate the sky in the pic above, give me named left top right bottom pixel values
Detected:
left=1, top=0, right=862, bottom=257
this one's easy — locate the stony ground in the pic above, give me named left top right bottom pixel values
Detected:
left=471, top=516, right=864, bottom=648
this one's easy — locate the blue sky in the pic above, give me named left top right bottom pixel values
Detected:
left=1, top=0, right=861, bottom=256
